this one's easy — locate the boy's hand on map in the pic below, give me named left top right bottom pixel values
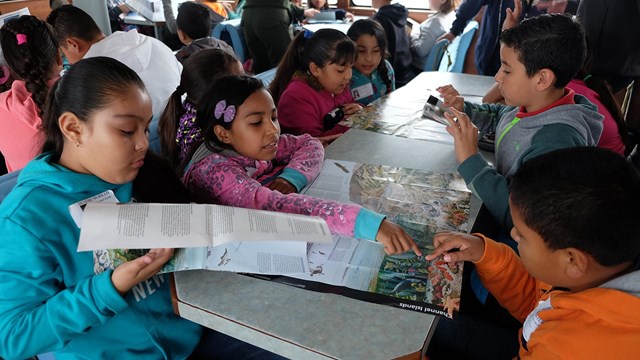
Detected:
left=436, top=84, right=464, bottom=111
left=111, top=248, right=174, bottom=296
left=268, top=178, right=297, bottom=194
left=376, top=220, right=422, bottom=256
left=425, top=231, right=485, bottom=263
left=445, top=107, right=479, bottom=164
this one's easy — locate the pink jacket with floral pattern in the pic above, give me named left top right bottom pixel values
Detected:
left=183, top=134, right=384, bottom=239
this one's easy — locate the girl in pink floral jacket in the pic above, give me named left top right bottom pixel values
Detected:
left=182, top=75, right=420, bottom=255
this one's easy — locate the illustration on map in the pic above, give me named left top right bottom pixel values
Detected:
left=297, top=161, right=471, bottom=318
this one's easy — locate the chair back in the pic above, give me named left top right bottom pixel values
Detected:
left=423, top=39, right=450, bottom=72
left=254, top=67, right=277, bottom=87
left=211, top=19, right=247, bottom=62
left=0, top=170, right=19, bottom=204
left=148, top=114, right=162, bottom=155
left=439, top=21, right=478, bottom=73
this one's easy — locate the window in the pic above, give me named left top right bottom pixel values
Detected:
left=350, top=1, right=430, bottom=10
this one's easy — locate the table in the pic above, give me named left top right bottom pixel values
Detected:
left=303, top=16, right=366, bottom=34
left=172, top=71, right=496, bottom=359
left=173, top=271, right=434, bottom=359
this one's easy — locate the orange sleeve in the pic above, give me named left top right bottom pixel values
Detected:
left=473, top=234, right=544, bottom=322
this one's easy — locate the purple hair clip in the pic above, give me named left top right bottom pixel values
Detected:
left=214, top=100, right=236, bottom=123
left=16, top=33, right=27, bottom=45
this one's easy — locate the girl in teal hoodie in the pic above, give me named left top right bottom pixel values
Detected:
left=0, top=57, right=280, bottom=360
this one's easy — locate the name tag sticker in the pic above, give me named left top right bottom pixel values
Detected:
left=351, top=83, right=374, bottom=101
left=69, top=190, right=119, bottom=228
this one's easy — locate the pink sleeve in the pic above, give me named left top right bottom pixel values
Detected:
left=184, top=155, right=362, bottom=237
left=274, top=134, right=325, bottom=183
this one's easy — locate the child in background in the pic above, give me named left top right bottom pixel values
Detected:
left=47, top=5, right=182, bottom=117
left=184, top=75, right=421, bottom=256
left=0, top=57, right=281, bottom=359
left=225, top=0, right=245, bottom=20
left=437, top=14, right=603, bottom=230
left=0, top=16, right=61, bottom=172
left=174, top=1, right=234, bottom=64
left=372, top=0, right=414, bottom=87
left=410, top=0, right=458, bottom=72
left=427, top=147, right=640, bottom=358
left=307, top=0, right=354, bottom=22
left=159, top=48, right=243, bottom=171
left=270, top=29, right=362, bottom=145
left=198, top=0, right=228, bottom=19
left=347, top=19, right=395, bottom=106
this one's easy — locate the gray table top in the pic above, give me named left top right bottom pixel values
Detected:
left=174, top=270, right=434, bottom=359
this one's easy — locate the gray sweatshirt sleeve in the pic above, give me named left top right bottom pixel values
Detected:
left=162, top=0, right=177, bottom=34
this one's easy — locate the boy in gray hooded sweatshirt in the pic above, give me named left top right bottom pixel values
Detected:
left=437, top=14, right=603, bottom=230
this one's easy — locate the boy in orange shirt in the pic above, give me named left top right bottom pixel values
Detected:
left=427, top=147, right=640, bottom=358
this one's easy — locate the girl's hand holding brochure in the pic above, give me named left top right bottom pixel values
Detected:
left=111, top=248, right=175, bottom=296
left=376, top=220, right=422, bottom=256
left=425, top=231, right=485, bottom=263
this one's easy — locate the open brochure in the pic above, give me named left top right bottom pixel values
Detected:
left=250, top=160, right=472, bottom=319
left=80, top=203, right=332, bottom=275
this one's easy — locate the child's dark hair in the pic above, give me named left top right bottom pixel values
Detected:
left=576, top=45, right=631, bottom=155
left=1, top=15, right=58, bottom=119
left=177, top=1, right=212, bottom=40
left=270, top=29, right=356, bottom=104
left=183, top=75, right=264, bottom=169
left=47, top=5, right=102, bottom=45
left=347, top=19, right=392, bottom=95
left=500, top=14, right=585, bottom=88
left=158, top=48, right=240, bottom=170
left=42, top=57, right=146, bottom=161
left=509, top=147, right=640, bottom=267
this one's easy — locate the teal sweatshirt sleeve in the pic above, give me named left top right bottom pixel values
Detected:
left=457, top=124, right=587, bottom=230
left=354, top=207, right=386, bottom=241
left=278, top=167, right=308, bottom=192
left=457, top=153, right=512, bottom=228
left=0, top=221, right=128, bottom=359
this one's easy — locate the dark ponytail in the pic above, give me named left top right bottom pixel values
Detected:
left=42, top=57, right=146, bottom=160
left=1, top=15, right=59, bottom=119
left=577, top=46, right=631, bottom=155
left=270, top=31, right=308, bottom=105
left=180, top=75, right=264, bottom=173
left=157, top=48, right=241, bottom=171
